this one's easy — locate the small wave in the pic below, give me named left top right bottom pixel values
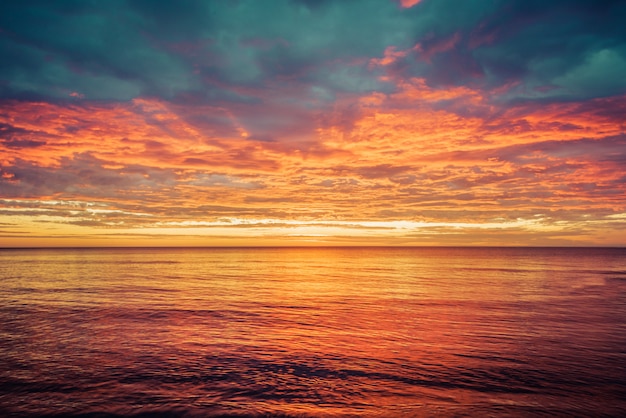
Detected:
left=3, top=409, right=303, bottom=418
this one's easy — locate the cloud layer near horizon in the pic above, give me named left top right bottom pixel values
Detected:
left=1, top=0, right=625, bottom=246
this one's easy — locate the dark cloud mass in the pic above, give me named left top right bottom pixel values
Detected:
left=1, top=0, right=625, bottom=103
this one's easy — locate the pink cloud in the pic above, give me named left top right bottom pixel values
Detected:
left=399, top=0, right=422, bottom=8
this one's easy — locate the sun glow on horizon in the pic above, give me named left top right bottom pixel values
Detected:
left=2, top=196, right=624, bottom=247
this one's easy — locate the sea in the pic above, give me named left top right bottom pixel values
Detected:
left=1, top=247, right=625, bottom=417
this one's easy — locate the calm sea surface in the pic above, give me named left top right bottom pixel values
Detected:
left=1, top=247, right=625, bottom=417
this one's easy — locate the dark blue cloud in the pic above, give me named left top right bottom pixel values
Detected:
left=1, top=0, right=625, bottom=105
left=0, top=0, right=193, bottom=100
left=429, top=0, right=626, bottom=99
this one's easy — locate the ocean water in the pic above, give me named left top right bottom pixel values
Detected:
left=1, top=247, right=625, bottom=417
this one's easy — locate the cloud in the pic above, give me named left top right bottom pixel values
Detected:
left=1, top=0, right=625, bottom=245
left=3, top=0, right=625, bottom=109
left=1, top=138, right=47, bottom=149
left=0, top=0, right=413, bottom=103
left=553, top=48, right=626, bottom=97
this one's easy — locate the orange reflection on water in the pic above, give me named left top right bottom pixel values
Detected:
left=2, top=247, right=626, bottom=416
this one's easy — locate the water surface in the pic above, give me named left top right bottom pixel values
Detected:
left=1, top=247, right=625, bottom=416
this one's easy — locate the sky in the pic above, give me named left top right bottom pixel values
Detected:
left=1, top=0, right=626, bottom=247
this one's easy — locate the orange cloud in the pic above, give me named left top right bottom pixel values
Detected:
left=2, top=79, right=626, bottom=246
left=399, top=0, right=422, bottom=8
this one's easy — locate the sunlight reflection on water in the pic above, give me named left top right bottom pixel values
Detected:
left=1, top=247, right=626, bottom=416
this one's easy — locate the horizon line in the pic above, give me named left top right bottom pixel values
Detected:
left=2, top=245, right=625, bottom=250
